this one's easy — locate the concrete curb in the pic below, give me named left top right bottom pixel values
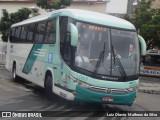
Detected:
left=138, top=83, right=160, bottom=95
left=138, top=88, right=160, bottom=95
left=140, top=76, right=160, bottom=82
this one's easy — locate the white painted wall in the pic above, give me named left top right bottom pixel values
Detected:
left=0, top=1, right=108, bottom=18
left=106, top=0, right=128, bottom=14
left=69, top=2, right=107, bottom=14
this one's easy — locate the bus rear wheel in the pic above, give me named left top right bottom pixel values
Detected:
left=12, top=63, right=29, bottom=83
left=12, top=64, right=18, bottom=81
left=45, top=74, right=54, bottom=100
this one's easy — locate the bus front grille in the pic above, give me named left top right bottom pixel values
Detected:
left=87, top=86, right=129, bottom=94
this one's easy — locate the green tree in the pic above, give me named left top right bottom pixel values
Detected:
left=0, top=8, right=31, bottom=42
left=124, top=0, right=160, bottom=49
left=36, top=0, right=72, bottom=10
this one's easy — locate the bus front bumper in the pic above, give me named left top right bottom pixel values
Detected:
left=74, top=85, right=137, bottom=106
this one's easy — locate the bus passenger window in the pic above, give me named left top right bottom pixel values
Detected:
left=35, top=21, right=46, bottom=43
left=44, top=20, right=56, bottom=44
left=20, top=25, right=28, bottom=42
left=10, top=28, right=15, bottom=42
left=27, top=23, right=35, bottom=43
left=15, top=27, right=21, bottom=42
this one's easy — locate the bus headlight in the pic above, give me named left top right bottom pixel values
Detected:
left=78, top=81, right=90, bottom=88
left=68, top=75, right=91, bottom=88
left=127, top=86, right=138, bottom=92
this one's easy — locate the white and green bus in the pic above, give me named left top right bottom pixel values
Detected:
left=6, top=9, right=146, bottom=106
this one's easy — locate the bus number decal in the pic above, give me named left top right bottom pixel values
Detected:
left=78, top=74, right=88, bottom=82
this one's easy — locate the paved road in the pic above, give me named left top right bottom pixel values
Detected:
left=0, top=67, right=160, bottom=120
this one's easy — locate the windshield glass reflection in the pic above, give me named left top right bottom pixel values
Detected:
left=74, top=22, right=139, bottom=78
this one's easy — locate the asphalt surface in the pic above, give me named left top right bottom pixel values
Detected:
left=0, top=66, right=160, bottom=120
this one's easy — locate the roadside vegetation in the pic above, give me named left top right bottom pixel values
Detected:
left=36, top=0, right=72, bottom=11
left=0, top=0, right=72, bottom=42
left=0, top=8, right=31, bottom=42
left=124, top=0, right=160, bottom=49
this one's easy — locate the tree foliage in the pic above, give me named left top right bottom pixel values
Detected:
left=0, top=8, right=31, bottom=42
left=36, top=0, right=72, bottom=10
left=124, top=0, right=160, bottom=49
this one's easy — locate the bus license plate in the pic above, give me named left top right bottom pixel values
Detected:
left=103, top=97, right=113, bottom=102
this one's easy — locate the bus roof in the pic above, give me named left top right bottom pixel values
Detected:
left=12, top=9, right=136, bottom=30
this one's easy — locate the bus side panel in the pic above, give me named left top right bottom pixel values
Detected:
left=43, top=44, right=61, bottom=85
left=7, top=43, right=33, bottom=80
left=28, top=44, right=50, bottom=87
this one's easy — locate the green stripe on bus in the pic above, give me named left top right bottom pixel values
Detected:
left=22, top=44, right=43, bottom=74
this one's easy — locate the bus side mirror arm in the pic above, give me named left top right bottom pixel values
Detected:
left=138, top=35, right=146, bottom=56
left=68, top=23, right=78, bottom=47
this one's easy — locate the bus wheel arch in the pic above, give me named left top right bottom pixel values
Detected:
left=44, top=70, right=55, bottom=99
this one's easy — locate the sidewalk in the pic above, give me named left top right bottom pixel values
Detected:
left=139, top=76, right=160, bottom=94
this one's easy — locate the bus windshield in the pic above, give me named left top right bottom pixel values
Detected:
left=74, top=22, right=139, bottom=79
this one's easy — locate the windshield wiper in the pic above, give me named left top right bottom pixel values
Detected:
left=93, top=42, right=106, bottom=74
left=111, top=46, right=127, bottom=80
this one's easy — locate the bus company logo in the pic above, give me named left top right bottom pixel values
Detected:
left=1, top=112, right=42, bottom=117
left=2, top=112, right=11, bottom=117
left=105, top=89, right=112, bottom=94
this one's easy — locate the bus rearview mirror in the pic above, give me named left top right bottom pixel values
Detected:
left=138, top=35, right=146, bottom=56
left=68, top=23, right=78, bottom=47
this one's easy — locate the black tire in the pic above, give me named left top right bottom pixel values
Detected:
left=12, top=64, right=18, bottom=81
left=45, top=74, right=54, bottom=100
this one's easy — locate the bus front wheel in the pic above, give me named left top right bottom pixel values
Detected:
left=45, top=74, right=54, bottom=100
